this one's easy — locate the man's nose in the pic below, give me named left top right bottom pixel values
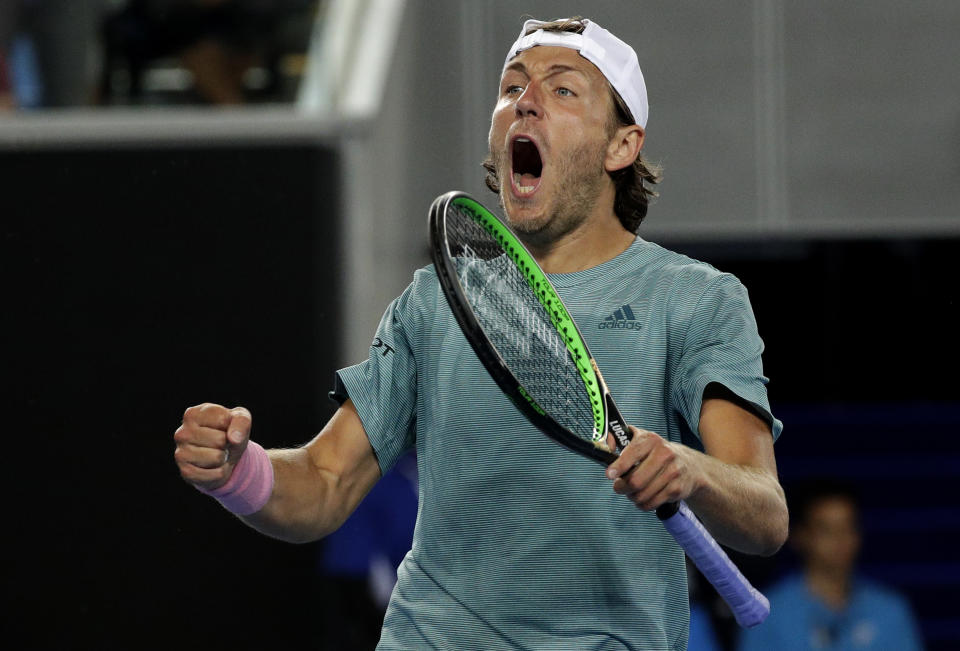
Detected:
left=515, top=83, right=543, bottom=118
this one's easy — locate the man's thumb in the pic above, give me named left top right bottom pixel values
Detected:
left=226, top=407, right=252, bottom=448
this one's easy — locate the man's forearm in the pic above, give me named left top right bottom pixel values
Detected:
left=238, top=448, right=347, bottom=544
left=684, top=450, right=788, bottom=556
left=177, top=401, right=381, bottom=545
left=238, top=404, right=382, bottom=543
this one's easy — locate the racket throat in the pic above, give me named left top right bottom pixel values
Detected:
left=609, top=417, right=630, bottom=451
left=605, top=392, right=632, bottom=452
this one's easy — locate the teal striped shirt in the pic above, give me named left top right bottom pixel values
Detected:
left=336, top=236, right=781, bottom=650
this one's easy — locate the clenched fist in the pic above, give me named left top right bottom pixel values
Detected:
left=174, top=403, right=253, bottom=491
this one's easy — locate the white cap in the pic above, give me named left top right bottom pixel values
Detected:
left=502, top=18, right=648, bottom=128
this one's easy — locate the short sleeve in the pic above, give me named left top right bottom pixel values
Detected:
left=671, top=273, right=782, bottom=441
left=333, top=288, right=418, bottom=474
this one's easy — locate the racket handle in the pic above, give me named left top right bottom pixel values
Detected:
left=657, top=501, right=770, bottom=628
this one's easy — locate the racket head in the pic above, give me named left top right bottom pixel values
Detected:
left=429, top=190, right=618, bottom=465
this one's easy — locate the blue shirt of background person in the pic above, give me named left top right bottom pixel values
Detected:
left=320, top=451, right=418, bottom=605
left=739, top=574, right=922, bottom=651
left=738, top=480, right=924, bottom=650
left=688, top=602, right=722, bottom=651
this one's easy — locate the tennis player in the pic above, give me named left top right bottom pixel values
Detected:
left=175, top=16, right=788, bottom=649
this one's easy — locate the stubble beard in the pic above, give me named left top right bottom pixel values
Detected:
left=492, top=137, right=609, bottom=248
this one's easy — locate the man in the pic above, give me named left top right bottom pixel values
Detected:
left=0, top=1, right=18, bottom=110
left=738, top=481, right=924, bottom=650
left=174, top=17, right=788, bottom=649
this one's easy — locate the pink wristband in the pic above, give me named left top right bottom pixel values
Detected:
left=197, top=441, right=274, bottom=515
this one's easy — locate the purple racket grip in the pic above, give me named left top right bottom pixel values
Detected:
left=660, top=502, right=770, bottom=628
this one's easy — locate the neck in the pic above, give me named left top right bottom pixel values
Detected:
left=527, top=221, right=634, bottom=273
left=520, top=191, right=636, bottom=273
left=805, top=567, right=853, bottom=610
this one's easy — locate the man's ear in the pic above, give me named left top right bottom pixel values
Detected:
left=605, top=125, right=644, bottom=173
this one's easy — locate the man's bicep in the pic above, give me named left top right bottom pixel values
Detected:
left=698, top=391, right=778, bottom=476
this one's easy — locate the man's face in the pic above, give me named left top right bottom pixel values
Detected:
left=794, top=497, right=862, bottom=576
left=487, top=45, right=617, bottom=244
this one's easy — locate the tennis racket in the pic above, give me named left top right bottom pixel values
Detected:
left=428, top=190, right=769, bottom=628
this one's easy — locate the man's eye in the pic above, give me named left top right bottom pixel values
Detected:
left=557, top=87, right=574, bottom=97
left=505, top=85, right=524, bottom=95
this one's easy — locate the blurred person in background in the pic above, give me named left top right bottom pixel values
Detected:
left=316, top=452, right=418, bottom=651
left=100, top=0, right=296, bottom=105
left=686, top=560, right=723, bottom=651
left=0, top=51, right=13, bottom=110
left=2, top=0, right=102, bottom=108
left=738, top=480, right=923, bottom=650
left=1, top=0, right=20, bottom=109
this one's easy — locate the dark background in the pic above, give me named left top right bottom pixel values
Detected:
left=672, top=239, right=960, bottom=650
left=4, top=144, right=343, bottom=649
left=3, top=144, right=958, bottom=649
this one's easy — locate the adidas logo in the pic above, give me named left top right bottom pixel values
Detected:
left=598, top=304, right=643, bottom=331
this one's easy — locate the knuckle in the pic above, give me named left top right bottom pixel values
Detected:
left=173, top=424, right=190, bottom=443
left=182, top=406, right=197, bottom=423
left=185, top=403, right=215, bottom=423
left=197, top=402, right=215, bottom=415
left=175, top=444, right=196, bottom=464
left=655, top=450, right=674, bottom=469
left=178, top=461, right=196, bottom=481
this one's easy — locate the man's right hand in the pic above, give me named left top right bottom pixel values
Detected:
left=174, top=403, right=253, bottom=491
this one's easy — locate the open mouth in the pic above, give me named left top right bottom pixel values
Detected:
left=511, top=137, right=543, bottom=197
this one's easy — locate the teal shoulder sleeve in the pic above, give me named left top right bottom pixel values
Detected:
left=335, top=282, right=420, bottom=474
left=670, top=273, right=782, bottom=441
